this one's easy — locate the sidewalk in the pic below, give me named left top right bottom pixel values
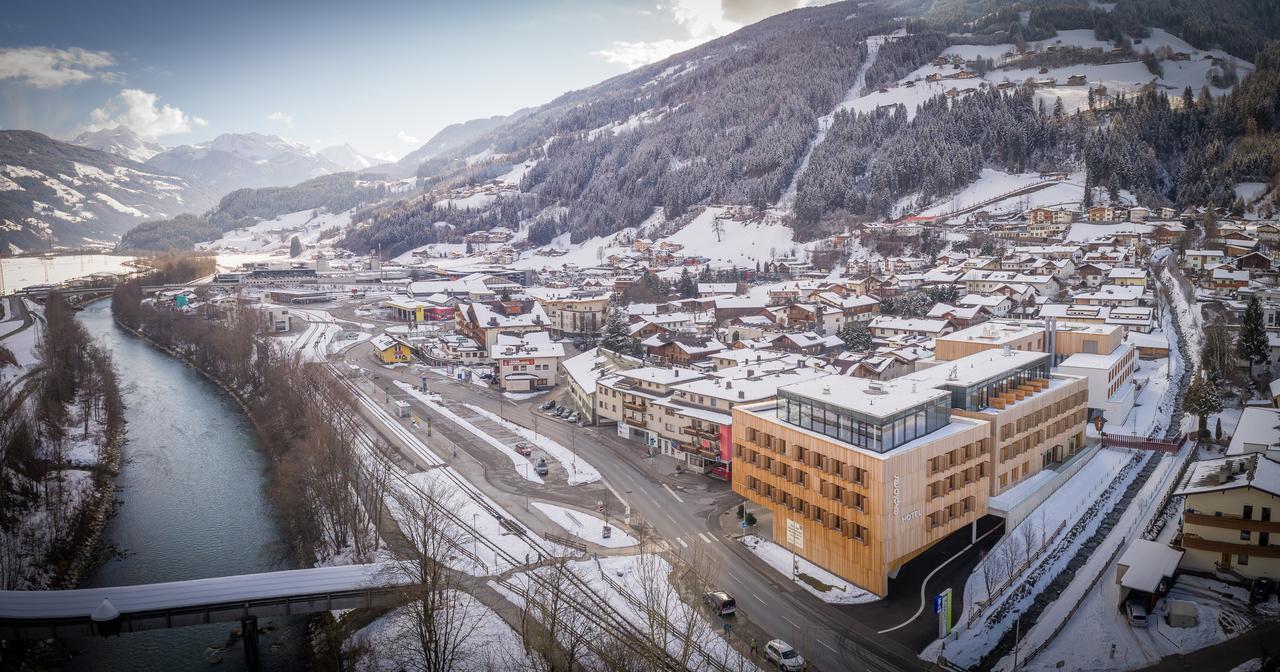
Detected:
left=1139, top=620, right=1279, bottom=671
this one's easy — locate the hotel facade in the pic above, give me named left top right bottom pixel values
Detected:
left=732, top=348, right=1088, bottom=596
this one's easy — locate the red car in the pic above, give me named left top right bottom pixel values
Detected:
left=514, top=442, right=533, bottom=456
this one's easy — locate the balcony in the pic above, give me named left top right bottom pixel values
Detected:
left=683, top=425, right=719, bottom=441
left=680, top=442, right=720, bottom=459
left=1181, top=534, right=1280, bottom=558
left=623, top=400, right=646, bottom=412
left=1184, top=511, right=1280, bottom=534
left=623, top=415, right=647, bottom=429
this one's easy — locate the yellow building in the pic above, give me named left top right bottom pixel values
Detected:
left=1175, top=454, right=1280, bottom=579
left=371, top=334, right=415, bottom=364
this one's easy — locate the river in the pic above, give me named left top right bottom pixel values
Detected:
left=69, top=300, right=307, bottom=671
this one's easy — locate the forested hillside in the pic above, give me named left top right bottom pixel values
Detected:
left=118, top=173, right=389, bottom=251
left=341, top=0, right=1280, bottom=256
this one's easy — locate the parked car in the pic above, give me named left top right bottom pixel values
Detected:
left=554, top=406, right=567, bottom=417
left=1124, top=599, right=1149, bottom=627
left=540, top=400, right=556, bottom=411
left=534, top=458, right=549, bottom=477
left=703, top=591, right=736, bottom=617
left=514, top=442, right=533, bottom=457
left=764, top=639, right=805, bottom=671
left=567, top=412, right=580, bottom=423
left=1252, top=577, right=1274, bottom=603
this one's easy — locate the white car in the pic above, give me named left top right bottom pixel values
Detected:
left=765, top=639, right=805, bottom=671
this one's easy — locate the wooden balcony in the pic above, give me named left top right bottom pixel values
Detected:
left=1181, top=534, right=1280, bottom=558
left=624, top=416, right=647, bottom=429
left=683, top=425, right=719, bottom=441
left=623, top=400, right=646, bottom=412
left=1185, top=511, right=1280, bottom=534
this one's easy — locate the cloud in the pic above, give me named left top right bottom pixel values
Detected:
left=0, top=46, right=118, bottom=88
left=596, top=1, right=835, bottom=69
left=373, top=151, right=399, bottom=162
left=85, top=89, right=203, bottom=139
left=396, top=130, right=420, bottom=144
left=595, top=39, right=704, bottom=69
left=266, top=111, right=294, bottom=127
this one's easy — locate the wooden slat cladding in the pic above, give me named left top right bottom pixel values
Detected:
left=732, top=403, right=990, bottom=597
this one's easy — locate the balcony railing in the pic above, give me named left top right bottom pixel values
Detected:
left=623, top=400, right=646, bottom=412
left=1184, top=511, right=1280, bottom=534
left=683, top=425, right=719, bottom=441
left=1181, top=534, right=1280, bottom=558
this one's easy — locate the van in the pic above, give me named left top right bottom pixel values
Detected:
left=1125, top=599, right=1149, bottom=627
left=703, top=591, right=736, bottom=617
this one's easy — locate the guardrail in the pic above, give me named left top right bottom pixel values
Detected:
left=544, top=532, right=588, bottom=554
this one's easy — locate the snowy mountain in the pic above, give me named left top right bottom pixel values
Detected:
left=0, top=131, right=218, bottom=252
left=71, top=126, right=167, bottom=164
left=392, top=114, right=519, bottom=177
left=318, top=144, right=382, bottom=171
left=145, top=132, right=344, bottom=194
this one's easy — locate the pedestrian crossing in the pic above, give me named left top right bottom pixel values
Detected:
left=655, top=532, right=719, bottom=551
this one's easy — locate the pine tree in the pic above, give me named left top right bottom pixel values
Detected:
left=289, top=235, right=303, bottom=258
left=1184, top=370, right=1223, bottom=438
left=600, top=308, right=635, bottom=355
left=1238, top=295, right=1269, bottom=376
left=1107, top=174, right=1121, bottom=204
left=677, top=268, right=697, bottom=299
left=837, top=320, right=873, bottom=351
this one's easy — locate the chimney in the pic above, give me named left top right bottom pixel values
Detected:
left=738, top=390, right=745, bottom=399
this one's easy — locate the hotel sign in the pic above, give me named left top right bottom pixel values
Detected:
left=786, top=519, right=804, bottom=549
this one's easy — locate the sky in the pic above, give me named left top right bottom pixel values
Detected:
left=0, top=0, right=827, bottom=161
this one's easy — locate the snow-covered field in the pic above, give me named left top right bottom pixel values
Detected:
left=739, top=534, right=879, bottom=604
left=464, top=404, right=602, bottom=485
left=345, top=590, right=534, bottom=672
left=199, top=207, right=352, bottom=255
left=532, top=501, right=637, bottom=549
left=1065, top=221, right=1153, bottom=243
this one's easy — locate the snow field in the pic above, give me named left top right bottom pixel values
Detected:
left=464, top=404, right=602, bottom=485
left=345, top=589, right=535, bottom=672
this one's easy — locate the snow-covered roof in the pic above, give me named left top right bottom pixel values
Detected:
left=1176, top=454, right=1280, bottom=497
left=1057, top=344, right=1133, bottom=371
left=1117, top=540, right=1183, bottom=594
left=779, top=374, right=952, bottom=419
left=371, top=334, right=402, bottom=352
left=490, top=331, right=564, bottom=359
left=1226, top=407, right=1280, bottom=456
left=613, top=367, right=705, bottom=386
left=940, top=320, right=1042, bottom=346
left=870, top=316, right=952, bottom=334
left=1106, top=267, right=1145, bottom=279
left=1074, top=285, right=1143, bottom=302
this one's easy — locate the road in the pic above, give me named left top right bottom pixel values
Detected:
left=325, top=320, right=966, bottom=672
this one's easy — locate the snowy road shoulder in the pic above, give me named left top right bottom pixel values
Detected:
left=532, top=501, right=637, bottom=549
left=464, top=404, right=602, bottom=485
left=739, top=534, right=879, bottom=604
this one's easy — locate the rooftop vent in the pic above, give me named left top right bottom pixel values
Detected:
left=947, top=365, right=959, bottom=381
left=866, top=382, right=888, bottom=395
left=822, top=386, right=831, bottom=395
left=738, top=390, right=745, bottom=399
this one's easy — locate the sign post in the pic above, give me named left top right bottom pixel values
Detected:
left=935, top=588, right=953, bottom=639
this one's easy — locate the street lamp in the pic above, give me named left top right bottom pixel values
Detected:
left=472, top=513, right=480, bottom=571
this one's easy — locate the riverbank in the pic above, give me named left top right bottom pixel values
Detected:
left=69, top=298, right=310, bottom=671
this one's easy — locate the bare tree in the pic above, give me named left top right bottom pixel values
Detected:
left=380, top=478, right=480, bottom=672
left=1017, top=518, right=1040, bottom=566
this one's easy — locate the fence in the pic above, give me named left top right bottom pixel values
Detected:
left=544, top=532, right=588, bottom=554
left=1101, top=432, right=1187, bottom=453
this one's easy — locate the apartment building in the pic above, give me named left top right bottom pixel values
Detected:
left=1175, top=454, right=1280, bottom=579
left=528, top=289, right=611, bottom=338
left=596, top=368, right=707, bottom=445
left=454, top=300, right=551, bottom=359
left=731, top=348, right=1088, bottom=595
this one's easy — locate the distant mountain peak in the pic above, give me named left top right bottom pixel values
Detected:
left=71, top=125, right=167, bottom=164
left=319, top=143, right=381, bottom=171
